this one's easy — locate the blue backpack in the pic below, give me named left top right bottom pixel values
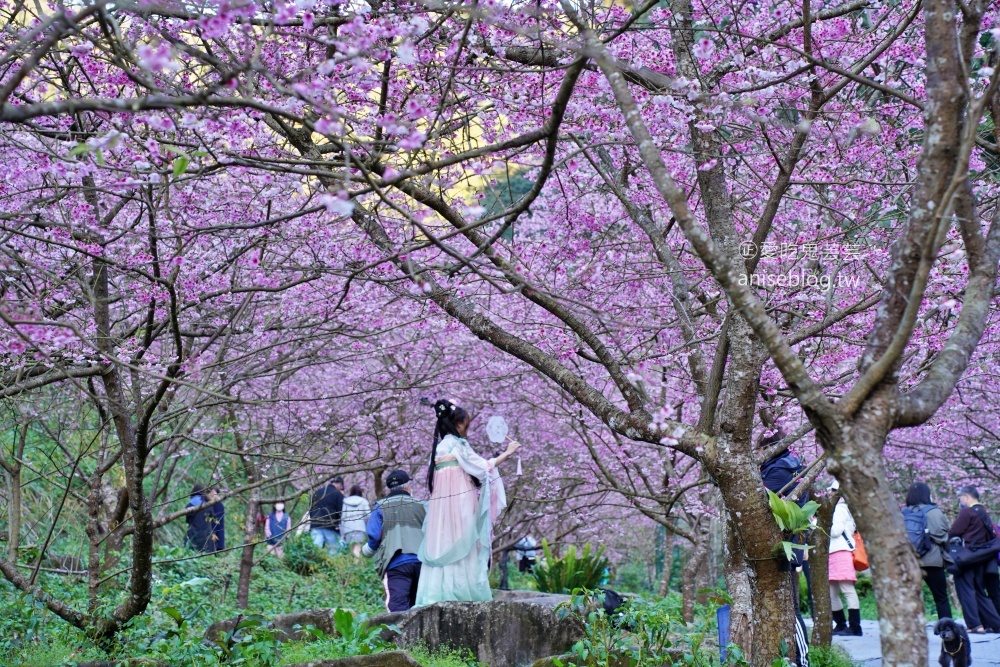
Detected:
left=902, top=505, right=933, bottom=557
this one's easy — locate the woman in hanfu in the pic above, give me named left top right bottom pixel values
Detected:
left=415, top=399, right=520, bottom=605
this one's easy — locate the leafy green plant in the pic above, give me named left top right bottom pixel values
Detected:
left=555, top=589, right=679, bottom=667
left=532, top=540, right=609, bottom=594
left=807, top=645, right=858, bottom=667
left=282, top=532, right=332, bottom=576
left=298, top=609, right=395, bottom=656
left=408, top=644, right=483, bottom=667
left=767, top=490, right=819, bottom=561
left=140, top=603, right=222, bottom=666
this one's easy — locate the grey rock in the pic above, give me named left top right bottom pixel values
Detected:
left=284, top=650, right=421, bottom=667
left=492, top=590, right=574, bottom=607
left=204, top=608, right=341, bottom=643
left=368, top=599, right=584, bottom=667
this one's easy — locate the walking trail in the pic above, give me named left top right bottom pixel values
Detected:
left=827, top=620, right=1000, bottom=666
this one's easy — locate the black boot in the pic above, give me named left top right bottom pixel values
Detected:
left=832, top=609, right=848, bottom=635
left=847, top=608, right=863, bottom=636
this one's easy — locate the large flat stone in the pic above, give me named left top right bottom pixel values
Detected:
left=284, top=650, right=421, bottom=667
left=369, top=599, right=584, bottom=667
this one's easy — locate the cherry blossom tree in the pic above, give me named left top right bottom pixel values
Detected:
left=2, top=1, right=1000, bottom=666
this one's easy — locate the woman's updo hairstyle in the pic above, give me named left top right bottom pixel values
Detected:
left=427, top=399, right=470, bottom=493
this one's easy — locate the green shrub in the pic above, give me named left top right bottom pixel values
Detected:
left=554, top=590, right=723, bottom=667
left=797, top=572, right=811, bottom=615
left=532, top=540, right=609, bottom=594
left=277, top=609, right=395, bottom=664
left=556, top=589, right=673, bottom=667
left=408, top=645, right=483, bottom=667
left=807, top=645, right=858, bottom=667
left=283, top=532, right=332, bottom=576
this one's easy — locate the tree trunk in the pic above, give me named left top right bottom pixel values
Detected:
left=722, top=516, right=755, bottom=658
left=708, top=312, right=795, bottom=667
left=2, top=421, right=27, bottom=563
left=5, top=461, right=20, bottom=562
left=86, top=477, right=106, bottom=610
left=91, top=254, right=155, bottom=639
left=236, top=486, right=260, bottom=608
left=829, top=399, right=929, bottom=667
left=682, top=525, right=709, bottom=623
left=373, top=465, right=387, bottom=500
left=657, top=526, right=674, bottom=597
left=809, top=492, right=838, bottom=648
left=716, top=474, right=796, bottom=667
left=234, top=419, right=261, bottom=610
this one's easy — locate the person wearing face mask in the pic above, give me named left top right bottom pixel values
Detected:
left=265, top=502, right=291, bottom=558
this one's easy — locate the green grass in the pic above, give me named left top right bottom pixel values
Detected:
left=0, top=544, right=386, bottom=666
left=807, top=645, right=859, bottom=667
left=277, top=640, right=481, bottom=667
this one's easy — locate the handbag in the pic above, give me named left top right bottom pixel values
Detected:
left=951, top=507, right=1000, bottom=569
left=954, top=538, right=1000, bottom=567
left=851, top=531, right=869, bottom=571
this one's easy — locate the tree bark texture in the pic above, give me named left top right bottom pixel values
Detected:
left=237, top=487, right=260, bottom=609
left=809, top=492, right=838, bottom=648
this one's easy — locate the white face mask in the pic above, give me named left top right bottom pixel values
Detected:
left=275, top=505, right=285, bottom=513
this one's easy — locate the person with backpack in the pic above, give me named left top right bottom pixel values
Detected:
left=902, top=482, right=952, bottom=620
left=948, top=485, right=1000, bottom=633
left=828, top=487, right=862, bottom=636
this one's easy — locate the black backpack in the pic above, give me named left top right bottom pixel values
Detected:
left=902, top=505, right=933, bottom=557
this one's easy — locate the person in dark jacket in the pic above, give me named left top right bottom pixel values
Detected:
left=761, top=450, right=806, bottom=500
left=207, top=487, right=226, bottom=553
left=948, top=485, right=1000, bottom=633
left=362, top=470, right=426, bottom=612
left=903, top=482, right=952, bottom=620
left=185, top=484, right=214, bottom=552
left=310, top=475, right=345, bottom=553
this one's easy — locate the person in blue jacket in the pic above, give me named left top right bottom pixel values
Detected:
left=362, top=470, right=426, bottom=612
left=760, top=437, right=808, bottom=500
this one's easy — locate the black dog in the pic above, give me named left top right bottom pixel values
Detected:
left=598, top=588, right=635, bottom=630
left=935, top=618, right=971, bottom=667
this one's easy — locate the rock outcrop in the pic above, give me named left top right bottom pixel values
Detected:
left=204, top=608, right=343, bottom=643
left=203, top=592, right=583, bottom=667
left=285, top=650, right=422, bottom=667
left=369, top=597, right=583, bottom=667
